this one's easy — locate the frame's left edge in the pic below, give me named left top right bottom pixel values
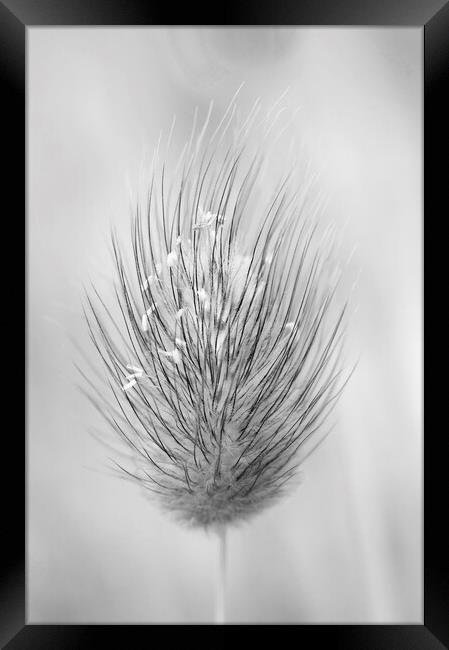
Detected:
left=0, top=1, right=26, bottom=648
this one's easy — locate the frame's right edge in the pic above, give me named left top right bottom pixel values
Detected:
left=424, top=1, right=449, bottom=648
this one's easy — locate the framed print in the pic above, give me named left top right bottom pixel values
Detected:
left=2, top=0, right=445, bottom=647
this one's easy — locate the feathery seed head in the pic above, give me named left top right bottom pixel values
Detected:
left=83, top=96, right=350, bottom=529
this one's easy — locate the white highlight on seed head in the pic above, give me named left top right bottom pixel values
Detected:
left=122, top=378, right=137, bottom=391
left=142, top=304, right=157, bottom=331
left=193, top=209, right=224, bottom=231
left=176, top=236, right=182, bottom=245
left=193, top=211, right=213, bottom=230
left=125, top=372, right=142, bottom=380
left=140, top=275, right=158, bottom=291
left=155, top=262, right=162, bottom=275
left=196, top=288, right=210, bottom=312
left=126, top=364, right=142, bottom=373
left=175, top=337, right=186, bottom=349
left=197, top=288, right=208, bottom=302
left=147, top=303, right=157, bottom=316
left=125, top=365, right=144, bottom=380
left=167, top=251, right=178, bottom=267
left=158, top=348, right=182, bottom=365
left=285, top=322, right=295, bottom=332
left=175, top=308, right=185, bottom=320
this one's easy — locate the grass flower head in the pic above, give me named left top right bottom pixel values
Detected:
left=83, top=96, right=350, bottom=529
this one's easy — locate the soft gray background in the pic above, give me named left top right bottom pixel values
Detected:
left=28, top=27, right=422, bottom=623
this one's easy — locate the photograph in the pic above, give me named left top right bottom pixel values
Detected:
left=27, top=26, right=422, bottom=625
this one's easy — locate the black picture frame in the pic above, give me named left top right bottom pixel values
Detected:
left=4, top=0, right=445, bottom=647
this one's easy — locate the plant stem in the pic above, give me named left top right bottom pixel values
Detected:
left=215, top=525, right=227, bottom=624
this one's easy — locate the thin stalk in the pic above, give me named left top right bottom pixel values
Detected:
left=215, top=525, right=227, bottom=624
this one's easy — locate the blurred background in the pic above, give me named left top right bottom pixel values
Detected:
left=27, top=27, right=422, bottom=623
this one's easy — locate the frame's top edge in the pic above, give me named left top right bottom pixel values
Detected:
left=1, top=0, right=447, bottom=28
